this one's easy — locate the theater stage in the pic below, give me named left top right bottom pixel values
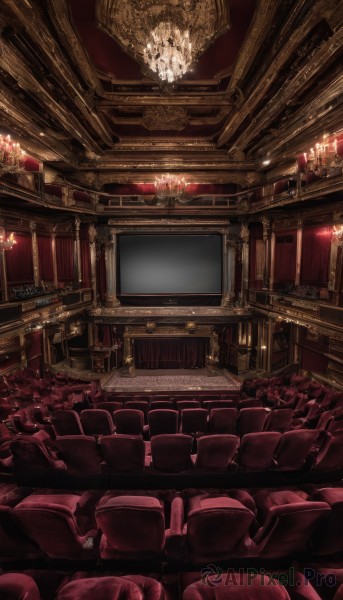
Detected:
left=103, top=368, right=241, bottom=394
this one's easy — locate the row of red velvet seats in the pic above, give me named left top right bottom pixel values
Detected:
left=1, top=567, right=343, bottom=600
left=4, top=428, right=342, bottom=478
left=0, top=483, right=342, bottom=563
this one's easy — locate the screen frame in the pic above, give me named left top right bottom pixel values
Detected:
left=117, top=232, right=223, bottom=298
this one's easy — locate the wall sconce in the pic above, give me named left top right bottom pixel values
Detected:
left=185, top=321, right=196, bottom=332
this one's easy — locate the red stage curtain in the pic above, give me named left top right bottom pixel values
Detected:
left=5, top=233, right=34, bottom=285
left=96, top=244, right=107, bottom=302
left=56, top=236, right=74, bottom=281
left=300, top=226, right=332, bottom=285
left=274, top=230, right=297, bottom=285
left=80, top=238, right=91, bottom=286
left=134, top=337, right=208, bottom=369
left=37, top=236, right=54, bottom=281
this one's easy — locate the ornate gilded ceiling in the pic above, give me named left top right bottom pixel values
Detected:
left=0, top=0, right=341, bottom=193
left=96, top=0, right=230, bottom=80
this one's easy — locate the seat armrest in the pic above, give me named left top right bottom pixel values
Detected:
left=165, top=496, right=185, bottom=558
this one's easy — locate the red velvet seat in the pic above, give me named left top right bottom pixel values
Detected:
left=238, top=432, right=281, bottom=471
left=202, top=400, right=234, bottom=411
left=148, top=409, right=179, bottom=437
left=180, top=408, right=208, bottom=436
left=0, top=573, right=41, bottom=600
left=209, top=408, right=237, bottom=434
left=55, top=435, right=102, bottom=475
left=95, top=401, right=122, bottom=413
left=13, top=493, right=100, bottom=559
left=124, top=400, right=149, bottom=422
left=184, top=493, right=255, bottom=564
left=314, top=431, right=343, bottom=472
left=10, top=409, right=41, bottom=434
left=0, top=485, right=43, bottom=561
left=100, top=434, right=146, bottom=472
left=273, top=429, right=319, bottom=471
left=113, top=409, right=145, bottom=435
left=10, top=434, right=66, bottom=480
left=310, top=487, right=343, bottom=555
left=236, top=408, right=268, bottom=436
left=238, top=397, right=263, bottom=409
left=56, top=575, right=165, bottom=600
left=95, top=494, right=166, bottom=560
left=176, top=400, right=201, bottom=410
left=182, top=572, right=291, bottom=600
left=248, top=490, right=331, bottom=558
left=150, top=434, right=193, bottom=472
left=263, top=409, right=293, bottom=432
left=194, top=435, right=239, bottom=471
left=150, top=400, right=175, bottom=410
left=51, top=409, right=84, bottom=436
left=80, top=409, right=114, bottom=436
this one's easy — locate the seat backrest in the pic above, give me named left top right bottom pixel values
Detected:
left=80, top=409, right=113, bottom=435
left=55, top=435, right=101, bottom=474
left=51, top=410, right=84, bottom=436
left=310, top=487, right=343, bottom=555
left=95, top=495, right=165, bottom=555
left=315, top=431, right=343, bottom=471
left=150, top=400, right=175, bottom=410
left=202, top=400, right=234, bottom=411
left=151, top=434, right=193, bottom=472
left=209, top=408, right=237, bottom=434
left=13, top=493, right=94, bottom=558
left=10, top=437, right=55, bottom=475
left=100, top=435, right=145, bottom=472
left=0, top=573, right=41, bottom=600
left=183, top=573, right=291, bottom=600
left=176, top=400, right=201, bottom=410
left=124, top=401, right=149, bottom=422
left=180, top=409, right=208, bottom=435
left=263, top=409, right=293, bottom=432
left=56, top=576, right=149, bottom=600
left=148, top=409, right=179, bottom=437
left=113, top=409, right=144, bottom=435
left=274, top=429, right=319, bottom=470
left=238, top=398, right=263, bottom=409
left=236, top=408, right=268, bottom=436
left=238, top=432, right=282, bottom=471
left=195, top=435, right=239, bottom=471
left=186, top=495, right=255, bottom=561
left=95, top=402, right=122, bottom=413
left=254, top=500, right=331, bottom=558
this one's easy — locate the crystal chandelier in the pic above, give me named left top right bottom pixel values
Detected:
left=0, top=134, right=25, bottom=174
left=0, top=232, right=16, bottom=252
left=155, top=173, right=187, bottom=201
left=143, top=22, right=193, bottom=83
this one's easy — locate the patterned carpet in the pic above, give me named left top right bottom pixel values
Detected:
left=103, top=368, right=240, bottom=392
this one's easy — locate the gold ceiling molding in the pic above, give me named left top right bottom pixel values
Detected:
left=143, top=106, right=189, bottom=130
left=96, top=0, right=230, bottom=78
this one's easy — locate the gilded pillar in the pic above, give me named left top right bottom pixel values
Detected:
left=221, top=229, right=234, bottom=306
left=240, top=222, right=249, bottom=306
left=266, top=317, right=274, bottom=373
left=88, top=224, right=97, bottom=305
left=51, top=233, right=58, bottom=288
left=328, top=212, right=343, bottom=305
left=74, top=216, right=82, bottom=287
left=262, top=216, right=271, bottom=290
left=30, top=221, right=40, bottom=286
left=105, top=231, right=120, bottom=306
left=0, top=250, right=8, bottom=302
left=269, top=230, right=276, bottom=291
left=295, top=217, right=303, bottom=286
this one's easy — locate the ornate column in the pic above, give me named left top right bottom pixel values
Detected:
left=105, top=231, right=120, bottom=306
left=88, top=224, right=97, bottom=306
left=269, top=230, right=276, bottom=291
left=221, top=228, right=235, bottom=306
left=0, top=250, right=8, bottom=302
left=74, top=216, right=82, bottom=288
left=295, top=217, right=303, bottom=286
left=266, top=317, right=274, bottom=373
left=240, top=222, right=249, bottom=306
left=30, top=221, right=40, bottom=286
left=51, top=233, right=58, bottom=288
left=262, top=215, right=271, bottom=290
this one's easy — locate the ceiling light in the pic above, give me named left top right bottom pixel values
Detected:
left=262, top=159, right=271, bottom=166
left=0, top=135, right=25, bottom=173
left=143, top=22, right=193, bottom=83
left=155, top=173, right=187, bottom=202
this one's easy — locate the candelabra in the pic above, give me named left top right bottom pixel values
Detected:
left=0, top=135, right=25, bottom=174
left=155, top=173, right=187, bottom=202
left=0, top=232, right=16, bottom=252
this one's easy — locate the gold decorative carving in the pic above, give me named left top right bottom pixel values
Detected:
left=143, top=106, right=189, bottom=130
